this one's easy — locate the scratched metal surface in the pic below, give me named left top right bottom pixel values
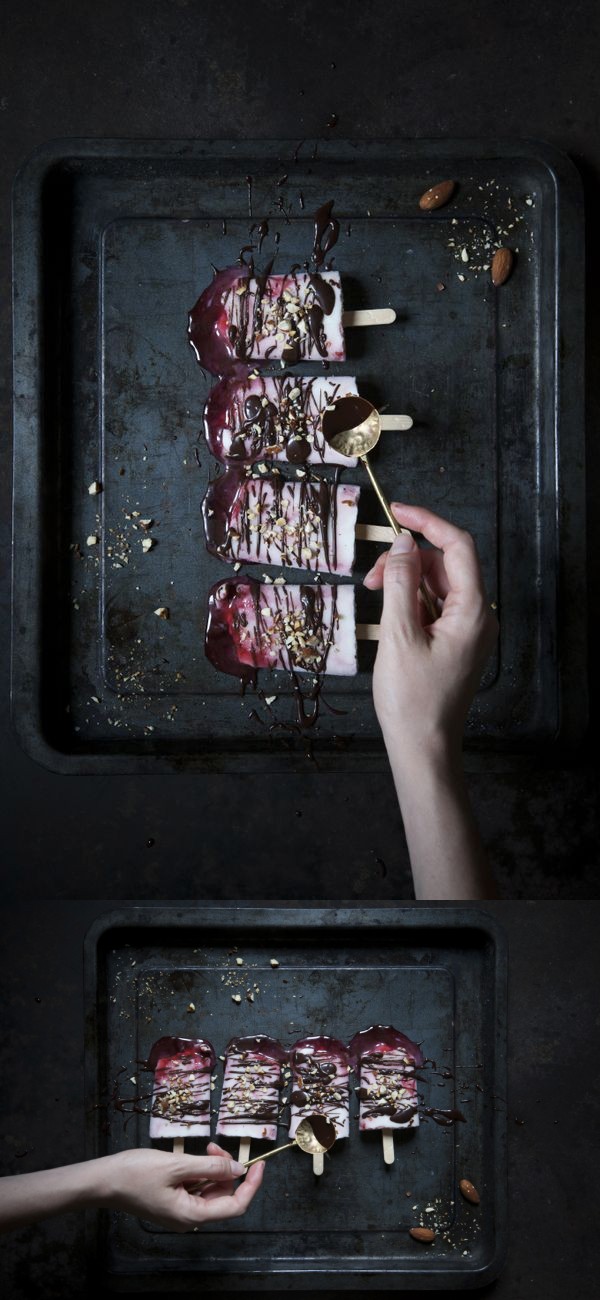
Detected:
left=11, top=139, right=586, bottom=771
left=84, top=906, right=507, bottom=1290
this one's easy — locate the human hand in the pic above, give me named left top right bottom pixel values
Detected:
left=364, top=503, right=498, bottom=769
left=98, top=1144, right=264, bottom=1232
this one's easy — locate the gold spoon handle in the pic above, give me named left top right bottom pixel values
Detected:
left=360, top=454, right=400, bottom=534
left=243, top=1138, right=298, bottom=1167
left=360, top=454, right=438, bottom=624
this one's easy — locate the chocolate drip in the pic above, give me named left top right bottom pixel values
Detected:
left=421, top=1106, right=467, bottom=1127
left=312, top=199, right=340, bottom=268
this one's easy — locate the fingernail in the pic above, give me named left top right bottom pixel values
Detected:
left=391, top=533, right=415, bottom=553
left=231, top=1161, right=246, bottom=1176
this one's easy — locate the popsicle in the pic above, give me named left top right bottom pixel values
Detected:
left=148, top=1035, right=216, bottom=1152
left=289, top=1036, right=351, bottom=1175
left=205, top=578, right=358, bottom=684
left=189, top=266, right=395, bottom=375
left=349, top=1025, right=423, bottom=1166
left=216, top=1034, right=287, bottom=1162
left=202, top=469, right=360, bottom=576
left=204, top=373, right=413, bottom=467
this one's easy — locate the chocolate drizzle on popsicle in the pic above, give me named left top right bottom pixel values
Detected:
left=217, top=1035, right=287, bottom=1132
left=289, top=1035, right=349, bottom=1136
left=148, top=1037, right=216, bottom=1128
left=188, top=266, right=343, bottom=375
left=204, top=372, right=355, bottom=466
left=203, top=467, right=351, bottom=575
left=205, top=578, right=343, bottom=687
left=349, top=1026, right=424, bottom=1127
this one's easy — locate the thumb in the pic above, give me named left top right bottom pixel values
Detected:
left=382, top=532, right=421, bottom=633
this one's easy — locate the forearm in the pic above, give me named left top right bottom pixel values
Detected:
left=386, top=738, right=499, bottom=901
left=0, top=1157, right=114, bottom=1233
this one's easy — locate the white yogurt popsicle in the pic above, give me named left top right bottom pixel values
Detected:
left=189, top=267, right=345, bottom=374
left=288, top=1036, right=351, bottom=1141
left=203, top=373, right=359, bottom=466
left=216, top=1035, right=286, bottom=1142
left=203, top=470, right=360, bottom=576
left=148, top=1036, right=215, bottom=1139
left=205, top=579, right=357, bottom=682
left=349, top=1026, right=423, bottom=1132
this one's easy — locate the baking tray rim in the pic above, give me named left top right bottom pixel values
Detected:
left=83, top=902, right=507, bottom=1290
left=11, top=135, right=586, bottom=773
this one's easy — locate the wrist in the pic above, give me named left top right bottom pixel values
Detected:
left=80, top=1152, right=124, bottom=1211
left=382, top=727, right=463, bottom=786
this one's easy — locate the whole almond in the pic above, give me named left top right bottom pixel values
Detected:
left=409, top=1227, right=436, bottom=1243
left=491, top=247, right=514, bottom=286
left=459, top=1178, right=480, bottom=1204
left=419, top=180, right=456, bottom=211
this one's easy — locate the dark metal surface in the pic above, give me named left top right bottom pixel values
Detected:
left=84, top=905, right=507, bottom=1290
left=11, top=138, right=585, bottom=773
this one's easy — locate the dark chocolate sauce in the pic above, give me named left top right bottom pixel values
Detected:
left=321, top=395, right=375, bottom=449
left=306, top=1113, right=337, bottom=1150
left=245, top=174, right=253, bottom=219
left=312, top=199, right=340, bottom=269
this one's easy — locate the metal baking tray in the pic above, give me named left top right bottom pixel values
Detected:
left=84, top=904, right=507, bottom=1291
left=12, top=139, right=586, bottom=772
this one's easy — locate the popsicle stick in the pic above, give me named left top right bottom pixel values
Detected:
left=312, top=1152, right=325, bottom=1176
left=238, top=1137, right=251, bottom=1164
left=355, top=523, right=395, bottom=543
left=380, top=414, right=413, bottom=430
left=342, top=308, right=396, bottom=327
left=173, top=1137, right=185, bottom=1154
left=356, top=623, right=380, bottom=641
left=382, top=1130, right=395, bottom=1166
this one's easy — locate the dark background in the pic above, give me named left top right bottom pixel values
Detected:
left=1, top=0, right=599, bottom=899
left=1, top=901, right=597, bottom=1298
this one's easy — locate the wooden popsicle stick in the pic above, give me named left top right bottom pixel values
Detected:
left=173, top=1137, right=185, bottom=1154
left=356, top=623, right=380, bottom=641
left=238, top=1137, right=251, bottom=1164
left=355, top=523, right=395, bottom=543
left=382, top=1130, right=395, bottom=1165
left=379, top=414, right=413, bottom=430
left=312, top=1152, right=325, bottom=1176
left=342, top=308, right=396, bottom=327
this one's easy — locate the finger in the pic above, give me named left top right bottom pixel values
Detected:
left=365, top=544, right=450, bottom=600
left=380, top=533, right=423, bottom=638
left=189, top=1162, right=265, bottom=1223
left=179, top=1155, right=245, bottom=1182
left=206, top=1141, right=237, bottom=1164
left=419, top=546, right=450, bottom=600
left=390, top=503, right=486, bottom=602
left=363, top=550, right=388, bottom=589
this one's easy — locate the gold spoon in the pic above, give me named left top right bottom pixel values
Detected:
left=322, top=396, right=438, bottom=623
left=243, top=1114, right=337, bottom=1168
left=186, top=1115, right=337, bottom=1195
